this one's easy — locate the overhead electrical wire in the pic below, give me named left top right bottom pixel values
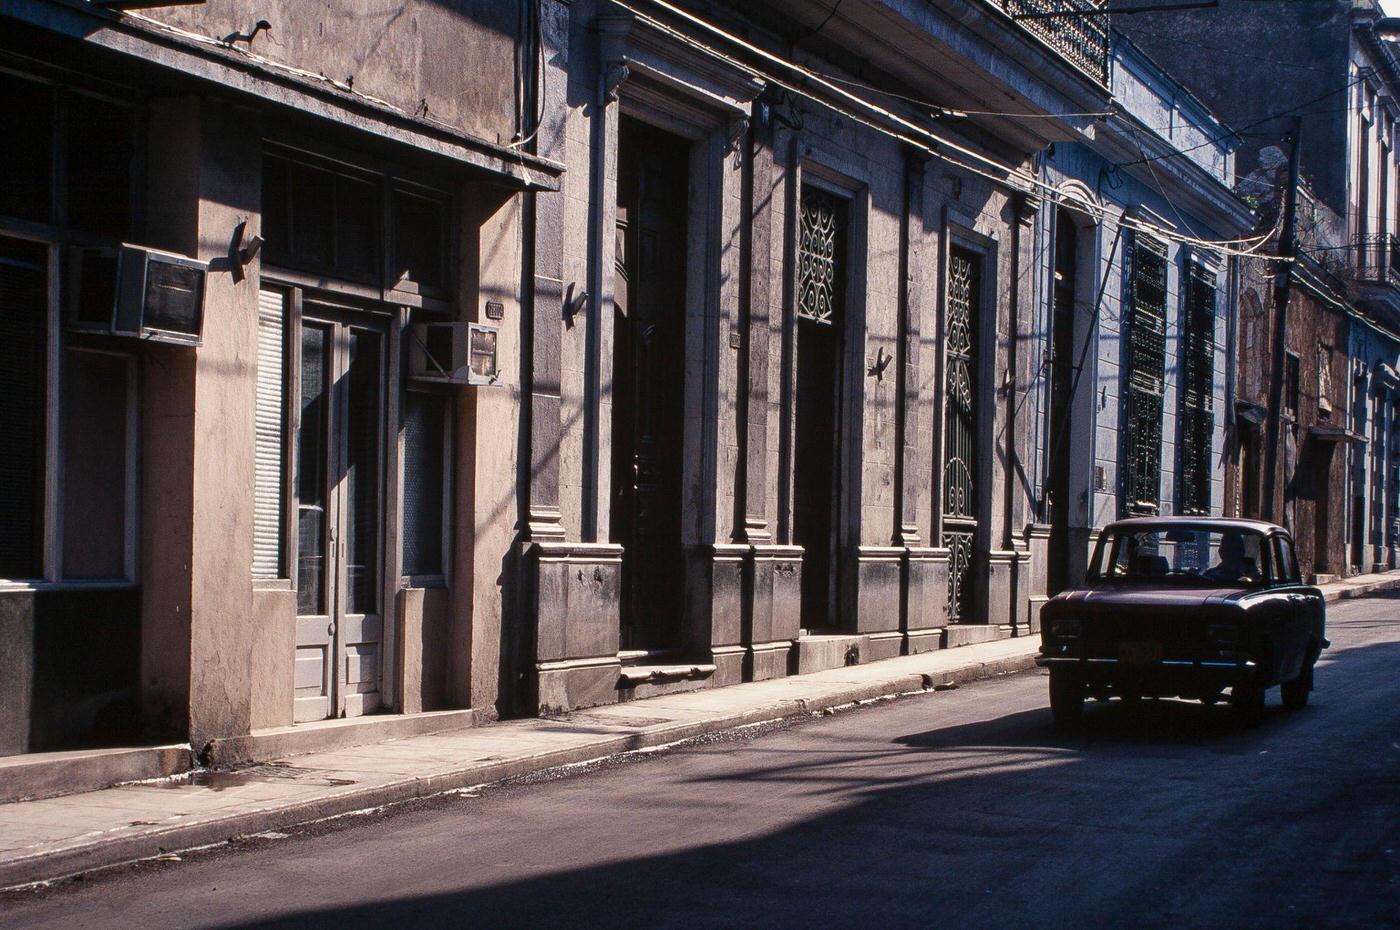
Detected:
left=611, top=0, right=1279, bottom=258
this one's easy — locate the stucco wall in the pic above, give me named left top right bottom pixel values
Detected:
left=151, top=1, right=523, bottom=147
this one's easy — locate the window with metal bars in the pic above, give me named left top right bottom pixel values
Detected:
left=1177, top=260, right=1216, bottom=516
left=1122, top=234, right=1167, bottom=517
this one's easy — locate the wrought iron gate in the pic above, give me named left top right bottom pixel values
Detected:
left=942, top=248, right=980, bottom=621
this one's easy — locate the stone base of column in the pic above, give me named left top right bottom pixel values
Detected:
left=904, top=546, right=949, bottom=654
left=527, top=541, right=623, bottom=716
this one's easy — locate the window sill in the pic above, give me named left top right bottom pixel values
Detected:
left=253, top=578, right=294, bottom=592
left=401, top=575, right=448, bottom=590
left=0, top=579, right=137, bottom=594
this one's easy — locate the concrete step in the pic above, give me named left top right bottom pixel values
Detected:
left=794, top=633, right=869, bottom=675
left=617, top=664, right=716, bottom=701
left=0, top=744, right=192, bottom=804
left=203, top=708, right=479, bottom=768
left=943, top=624, right=1006, bottom=648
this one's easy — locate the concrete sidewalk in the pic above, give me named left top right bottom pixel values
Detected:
left=0, top=635, right=1038, bottom=890
left=1, top=571, right=1395, bottom=891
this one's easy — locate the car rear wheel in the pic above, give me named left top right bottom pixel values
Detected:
left=1281, top=655, right=1315, bottom=710
left=1231, top=681, right=1266, bottom=725
left=1049, top=670, right=1084, bottom=726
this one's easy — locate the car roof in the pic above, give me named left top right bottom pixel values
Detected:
left=1103, top=516, right=1284, bottom=535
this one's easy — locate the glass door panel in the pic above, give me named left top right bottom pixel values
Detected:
left=293, top=308, right=386, bottom=722
left=294, top=320, right=334, bottom=723
left=339, top=325, right=384, bottom=716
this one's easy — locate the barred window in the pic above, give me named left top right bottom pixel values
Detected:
left=1177, top=261, right=1216, bottom=516
left=1122, top=234, right=1167, bottom=516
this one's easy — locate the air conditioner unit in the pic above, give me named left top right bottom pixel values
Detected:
left=407, top=321, right=499, bottom=386
left=67, top=244, right=207, bottom=346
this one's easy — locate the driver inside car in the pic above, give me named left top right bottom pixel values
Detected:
left=1204, top=531, right=1258, bottom=583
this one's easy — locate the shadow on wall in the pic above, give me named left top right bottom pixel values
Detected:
left=210, top=633, right=1400, bottom=930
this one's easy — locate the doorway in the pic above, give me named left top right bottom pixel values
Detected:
left=1046, top=210, right=1078, bottom=594
left=294, top=305, right=387, bottom=722
left=793, top=185, right=849, bottom=631
left=611, top=116, right=689, bottom=652
left=942, top=246, right=983, bottom=622
left=1312, top=442, right=1336, bottom=577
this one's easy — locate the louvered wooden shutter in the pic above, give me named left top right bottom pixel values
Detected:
left=253, top=288, right=287, bottom=579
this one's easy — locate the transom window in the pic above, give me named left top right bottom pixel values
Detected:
left=797, top=187, right=846, bottom=325
left=262, top=144, right=453, bottom=300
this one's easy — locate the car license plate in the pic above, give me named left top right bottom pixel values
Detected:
left=1118, top=642, right=1162, bottom=665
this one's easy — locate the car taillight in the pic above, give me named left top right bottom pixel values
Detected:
left=1049, top=617, right=1081, bottom=637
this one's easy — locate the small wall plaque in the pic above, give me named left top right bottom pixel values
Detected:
left=485, top=300, right=505, bottom=321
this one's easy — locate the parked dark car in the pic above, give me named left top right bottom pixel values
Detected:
left=1037, top=517, right=1328, bottom=725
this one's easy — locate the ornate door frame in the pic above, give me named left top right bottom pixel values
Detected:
left=935, top=220, right=998, bottom=624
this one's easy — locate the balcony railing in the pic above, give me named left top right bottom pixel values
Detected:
left=995, top=0, right=1110, bottom=87
left=1355, top=233, right=1400, bottom=290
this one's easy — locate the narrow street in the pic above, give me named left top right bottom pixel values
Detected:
left=4, top=595, right=1397, bottom=930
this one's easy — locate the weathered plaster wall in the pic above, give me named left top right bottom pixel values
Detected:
left=1119, top=0, right=1353, bottom=211
left=152, top=1, right=523, bottom=148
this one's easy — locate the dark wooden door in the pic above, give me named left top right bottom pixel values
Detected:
left=611, top=117, right=689, bottom=651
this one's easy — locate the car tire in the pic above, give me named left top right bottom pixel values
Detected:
left=1231, top=681, right=1266, bottom=726
left=1281, top=656, right=1315, bottom=711
left=1049, top=670, right=1084, bottom=726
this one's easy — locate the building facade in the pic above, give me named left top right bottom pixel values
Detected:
left=0, top=0, right=558, bottom=761
left=1123, top=0, right=1400, bottom=578
left=1022, top=34, right=1251, bottom=623
left=11, top=0, right=1383, bottom=794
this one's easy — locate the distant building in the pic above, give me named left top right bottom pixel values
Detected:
left=1122, top=0, right=1399, bottom=577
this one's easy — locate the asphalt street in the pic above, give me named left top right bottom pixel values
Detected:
left=4, top=594, right=1399, bottom=930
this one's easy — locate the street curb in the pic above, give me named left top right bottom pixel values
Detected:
left=0, top=650, right=1039, bottom=890
left=1321, top=575, right=1400, bottom=604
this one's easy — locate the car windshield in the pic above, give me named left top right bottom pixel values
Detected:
left=1091, top=527, right=1270, bottom=587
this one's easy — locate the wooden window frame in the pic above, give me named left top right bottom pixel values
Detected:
left=399, top=384, right=454, bottom=590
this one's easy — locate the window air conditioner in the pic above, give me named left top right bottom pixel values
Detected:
left=67, top=245, right=207, bottom=346
left=407, top=321, right=499, bottom=386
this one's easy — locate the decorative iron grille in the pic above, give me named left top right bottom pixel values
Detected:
left=943, top=248, right=981, bottom=621
left=996, top=0, right=1110, bottom=87
left=1122, top=235, right=1167, bottom=516
left=942, top=530, right=975, bottom=619
left=798, top=188, right=846, bottom=325
left=1177, top=261, right=1216, bottom=516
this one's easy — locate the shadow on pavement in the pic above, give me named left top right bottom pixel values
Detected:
left=207, top=636, right=1400, bottom=930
